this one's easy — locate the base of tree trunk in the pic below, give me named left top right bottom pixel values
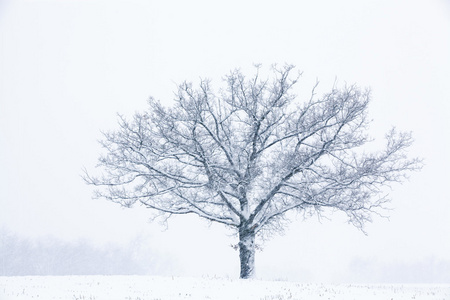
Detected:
left=239, top=230, right=255, bottom=279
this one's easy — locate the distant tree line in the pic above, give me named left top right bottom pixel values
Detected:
left=348, top=256, right=450, bottom=283
left=0, top=228, right=169, bottom=276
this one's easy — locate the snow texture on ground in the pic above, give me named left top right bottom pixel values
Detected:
left=0, top=276, right=449, bottom=300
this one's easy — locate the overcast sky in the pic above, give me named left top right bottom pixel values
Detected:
left=1, top=0, right=450, bottom=283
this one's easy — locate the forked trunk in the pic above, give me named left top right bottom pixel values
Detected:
left=239, top=228, right=255, bottom=279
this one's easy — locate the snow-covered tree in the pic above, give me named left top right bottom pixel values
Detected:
left=84, top=65, right=421, bottom=279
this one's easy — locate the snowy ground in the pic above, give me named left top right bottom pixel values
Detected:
left=0, top=276, right=449, bottom=300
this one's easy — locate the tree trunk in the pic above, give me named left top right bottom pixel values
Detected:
left=239, top=228, right=255, bottom=279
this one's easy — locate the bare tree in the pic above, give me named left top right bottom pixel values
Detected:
left=84, top=65, right=421, bottom=279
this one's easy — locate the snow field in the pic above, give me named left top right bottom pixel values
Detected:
left=0, top=276, right=449, bottom=300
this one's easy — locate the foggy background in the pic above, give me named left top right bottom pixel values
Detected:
left=1, top=0, right=449, bottom=283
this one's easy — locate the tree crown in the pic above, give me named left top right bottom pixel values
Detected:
left=85, top=65, right=422, bottom=238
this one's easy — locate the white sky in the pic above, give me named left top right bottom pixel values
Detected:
left=1, top=0, right=450, bottom=283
